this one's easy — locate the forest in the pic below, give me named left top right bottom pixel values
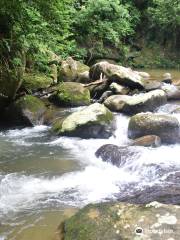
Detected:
left=0, top=0, right=179, bottom=74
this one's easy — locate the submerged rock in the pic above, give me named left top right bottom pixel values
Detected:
left=104, top=89, right=167, bottom=114
left=95, top=144, right=139, bottom=167
left=58, top=57, right=89, bottom=82
left=58, top=201, right=180, bottom=240
left=130, top=135, right=161, bottom=147
left=7, top=95, right=46, bottom=126
left=128, top=112, right=180, bottom=144
left=52, top=103, right=115, bottom=138
left=49, top=82, right=90, bottom=107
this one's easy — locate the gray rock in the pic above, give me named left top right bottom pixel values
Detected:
left=104, top=89, right=167, bottom=114
left=128, top=112, right=180, bottom=144
left=95, top=144, right=139, bottom=167
left=89, top=61, right=146, bottom=89
left=52, top=103, right=115, bottom=139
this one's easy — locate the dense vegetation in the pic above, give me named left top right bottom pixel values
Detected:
left=0, top=0, right=179, bottom=73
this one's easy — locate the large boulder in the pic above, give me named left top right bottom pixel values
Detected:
left=89, top=61, right=146, bottom=89
left=6, top=95, right=46, bottom=126
left=104, top=89, right=167, bottom=114
left=95, top=144, right=139, bottom=167
left=52, top=103, right=115, bottom=138
left=22, top=72, right=53, bottom=92
left=58, top=201, right=180, bottom=240
left=49, top=82, right=90, bottom=107
left=58, top=57, right=90, bottom=82
left=128, top=113, right=180, bottom=144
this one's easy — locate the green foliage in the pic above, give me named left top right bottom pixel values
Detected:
left=73, top=0, right=140, bottom=61
left=147, top=0, right=180, bottom=47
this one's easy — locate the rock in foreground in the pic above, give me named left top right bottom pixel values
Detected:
left=104, top=89, right=167, bottom=114
left=128, top=113, right=180, bottom=144
left=58, top=201, right=180, bottom=240
left=52, top=103, right=115, bottom=138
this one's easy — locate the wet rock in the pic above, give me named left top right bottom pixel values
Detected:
left=49, top=82, right=90, bottom=107
left=172, top=107, right=180, bottom=114
left=130, top=135, right=161, bottom=147
left=104, top=89, right=167, bottom=114
left=58, top=201, right=180, bottom=240
left=162, top=73, right=172, bottom=84
left=109, top=82, right=130, bottom=95
left=128, top=112, right=180, bottom=144
left=58, top=57, right=89, bottom=82
left=52, top=103, right=115, bottom=139
left=6, top=95, right=46, bottom=126
left=88, top=80, right=109, bottom=99
left=98, top=91, right=113, bottom=103
left=89, top=61, right=146, bottom=89
left=95, top=144, right=139, bottom=167
left=119, top=184, right=180, bottom=205
left=161, top=84, right=180, bottom=100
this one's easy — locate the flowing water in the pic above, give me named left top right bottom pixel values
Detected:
left=0, top=69, right=180, bottom=240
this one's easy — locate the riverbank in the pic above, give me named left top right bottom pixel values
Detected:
left=0, top=66, right=180, bottom=240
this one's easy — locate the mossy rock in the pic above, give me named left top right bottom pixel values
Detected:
left=52, top=103, right=115, bottom=138
left=58, top=201, right=180, bottom=240
left=104, top=89, right=167, bottom=115
left=58, top=57, right=89, bottom=82
left=7, top=95, right=47, bottom=126
left=128, top=112, right=180, bottom=144
left=22, top=72, right=52, bottom=92
left=49, top=82, right=91, bottom=107
left=0, top=66, right=24, bottom=100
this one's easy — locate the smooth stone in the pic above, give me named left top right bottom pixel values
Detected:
left=130, top=135, right=161, bottom=147
left=104, top=89, right=167, bottom=114
left=128, top=112, right=180, bottom=144
left=52, top=103, right=115, bottom=139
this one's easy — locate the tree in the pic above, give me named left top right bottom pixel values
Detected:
left=73, top=0, right=140, bottom=62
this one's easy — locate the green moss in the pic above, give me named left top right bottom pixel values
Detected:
left=51, top=82, right=90, bottom=107
left=15, top=95, right=46, bottom=113
left=22, top=72, right=52, bottom=92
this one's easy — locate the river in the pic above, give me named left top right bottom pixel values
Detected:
left=0, top=69, right=180, bottom=240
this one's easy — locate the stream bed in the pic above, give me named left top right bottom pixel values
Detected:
left=0, top=69, right=180, bottom=240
